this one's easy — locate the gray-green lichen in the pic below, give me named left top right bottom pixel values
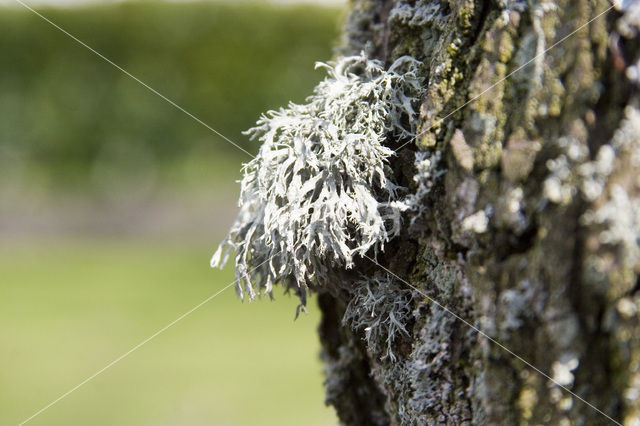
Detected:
left=403, top=150, right=445, bottom=226
left=212, top=54, right=425, bottom=302
left=343, top=271, right=416, bottom=362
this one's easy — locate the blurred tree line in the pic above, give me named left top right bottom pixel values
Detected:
left=0, top=2, right=340, bottom=193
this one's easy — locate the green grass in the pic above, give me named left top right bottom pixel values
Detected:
left=1, top=4, right=342, bottom=421
left=0, top=238, right=336, bottom=425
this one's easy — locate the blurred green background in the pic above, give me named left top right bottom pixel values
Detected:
left=0, top=1, right=343, bottom=424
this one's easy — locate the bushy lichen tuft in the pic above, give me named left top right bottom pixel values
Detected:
left=212, top=54, right=424, bottom=301
left=402, top=150, right=445, bottom=226
left=343, top=271, right=416, bottom=361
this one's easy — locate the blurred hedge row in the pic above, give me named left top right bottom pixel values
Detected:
left=0, top=2, right=341, bottom=190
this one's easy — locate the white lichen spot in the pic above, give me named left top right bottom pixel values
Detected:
left=614, top=0, right=640, bottom=38
left=543, top=176, right=572, bottom=204
left=543, top=155, right=577, bottom=205
left=625, top=373, right=640, bottom=402
left=563, top=138, right=588, bottom=163
left=581, top=185, right=640, bottom=269
left=558, top=417, right=571, bottom=426
left=497, top=186, right=527, bottom=233
left=462, top=210, right=489, bottom=234
left=551, top=355, right=579, bottom=387
left=558, top=396, right=573, bottom=411
left=389, top=1, right=444, bottom=28
left=612, top=106, right=640, bottom=169
left=507, top=187, right=524, bottom=214
left=550, top=387, right=563, bottom=403
left=400, top=150, right=445, bottom=226
left=498, top=279, right=538, bottom=331
left=550, top=387, right=573, bottom=411
left=212, top=54, right=424, bottom=301
left=617, top=297, right=638, bottom=319
left=543, top=135, right=621, bottom=205
left=579, top=144, right=616, bottom=202
left=626, top=59, right=640, bottom=86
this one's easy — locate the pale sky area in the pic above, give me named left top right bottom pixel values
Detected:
left=1, top=0, right=346, bottom=6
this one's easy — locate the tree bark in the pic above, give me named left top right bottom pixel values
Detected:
left=318, top=1, right=640, bottom=424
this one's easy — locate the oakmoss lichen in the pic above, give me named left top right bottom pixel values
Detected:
left=212, top=54, right=425, bottom=302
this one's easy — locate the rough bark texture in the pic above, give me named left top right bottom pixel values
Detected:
left=317, top=1, right=640, bottom=425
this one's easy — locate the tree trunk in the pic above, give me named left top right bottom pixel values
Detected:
left=317, top=1, right=640, bottom=424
